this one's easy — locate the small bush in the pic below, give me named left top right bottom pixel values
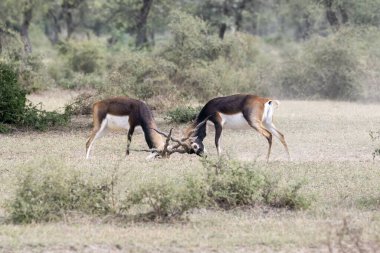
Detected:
left=0, top=123, right=11, bottom=133
left=64, top=41, right=104, bottom=74
left=123, top=179, right=206, bottom=221
left=163, top=10, right=224, bottom=67
left=277, top=33, right=361, bottom=100
left=165, top=106, right=202, bottom=124
left=122, top=159, right=311, bottom=222
left=19, top=101, right=71, bottom=131
left=369, top=130, right=380, bottom=160
left=105, top=52, right=176, bottom=99
left=0, top=63, right=26, bottom=124
left=205, top=161, right=266, bottom=209
left=0, top=62, right=71, bottom=131
left=8, top=161, right=112, bottom=224
left=357, top=196, right=380, bottom=210
left=65, top=93, right=97, bottom=116
left=262, top=181, right=311, bottom=210
left=18, top=54, right=52, bottom=92
left=202, top=158, right=311, bottom=210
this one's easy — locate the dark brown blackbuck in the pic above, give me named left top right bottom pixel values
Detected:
left=85, top=97, right=165, bottom=159
left=182, top=94, right=290, bottom=161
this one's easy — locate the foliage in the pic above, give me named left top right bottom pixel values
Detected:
left=165, top=106, right=202, bottom=124
left=205, top=161, right=266, bottom=209
left=369, top=130, right=380, bottom=160
left=20, top=101, right=71, bottom=131
left=0, top=123, right=11, bottom=133
left=7, top=160, right=113, bottom=224
left=123, top=179, right=206, bottom=221
left=163, top=10, right=225, bottom=67
left=122, top=159, right=311, bottom=221
left=18, top=54, right=52, bottom=92
left=202, top=158, right=311, bottom=210
left=65, top=93, right=97, bottom=116
left=277, top=32, right=361, bottom=100
left=0, top=62, right=71, bottom=131
left=0, top=63, right=26, bottom=124
left=105, top=51, right=176, bottom=99
left=64, top=41, right=104, bottom=74
left=262, top=180, right=311, bottom=209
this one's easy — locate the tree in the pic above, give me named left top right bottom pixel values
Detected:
left=0, top=0, right=37, bottom=54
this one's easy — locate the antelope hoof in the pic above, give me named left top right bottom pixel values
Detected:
left=145, top=152, right=159, bottom=160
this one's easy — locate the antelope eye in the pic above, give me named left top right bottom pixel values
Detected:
left=191, top=143, right=199, bottom=150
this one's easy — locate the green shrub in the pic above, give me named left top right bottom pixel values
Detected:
left=0, top=123, right=11, bottom=133
left=262, top=180, right=311, bottom=210
left=65, top=93, right=97, bottom=116
left=0, top=63, right=26, bottom=124
left=123, top=179, right=206, bottom=221
left=8, top=161, right=112, bottom=224
left=163, top=10, right=224, bottom=67
left=205, top=163, right=266, bottom=209
left=64, top=41, right=104, bottom=74
left=277, top=33, right=362, bottom=100
left=105, top=52, right=176, bottom=99
left=165, top=106, right=202, bottom=124
left=357, top=196, right=380, bottom=210
left=18, top=54, right=52, bottom=92
left=19, top=101, right=71, bottom=131
left=0, top=62, right=71, bottom=131
left=202, top=158, right=311, bottom=210
left=369, top=130, right=380, bottom=160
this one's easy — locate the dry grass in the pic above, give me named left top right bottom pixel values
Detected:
left=1, top=93, right=380, bottom=252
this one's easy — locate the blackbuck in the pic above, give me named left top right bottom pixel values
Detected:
left=85, top=96, right=202, bottom=159
left=85, top=97, right=166, bottom=159
left=182, top=94, right=290, bottom=161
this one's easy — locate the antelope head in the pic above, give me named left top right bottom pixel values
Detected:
left=149, top=117, right=210, bottom=158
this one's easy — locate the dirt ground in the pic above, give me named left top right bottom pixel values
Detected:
left=1, top=91, right=380, bottom=252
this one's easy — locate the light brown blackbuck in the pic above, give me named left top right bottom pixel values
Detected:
left=182, top=94, right=290, bottom=161
left=85, top=97, right=166, bottom=159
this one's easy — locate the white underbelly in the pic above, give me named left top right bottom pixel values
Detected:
left=220, top=112, right=250, bottom=129
left=105, top=114, right=130, bottom=130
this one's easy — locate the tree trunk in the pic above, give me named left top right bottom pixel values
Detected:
left=135, top=0, right=154, bottom=48
left=339, top=5, right=349, bottom=24
left=219, top=23, right=227, bottom=39
left=20, top=2, right=33, bottom=54
left=62, top=0, right=84, bottom=40
left=44, top=9, right=61, bottom=45
left=324, top=0, right=339, bottom=29
left=234, top=0, right=248, bottom=31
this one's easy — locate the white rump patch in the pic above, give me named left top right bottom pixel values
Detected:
left=105, top=114, right=130, bottom=130
left=262, top=100, right=279, bottom=126
left=220, top=112, right=250, bottom=129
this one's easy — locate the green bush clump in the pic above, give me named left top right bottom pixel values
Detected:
left=262, top=181, right=311, bottom=209
left=0, top=62, right=71, bottom=131
left=123, top=179, right=206, bottom=221
left=203, top=159, right=311, bottom=210
left=123, top=159, right=311, bottom=221
left=205, top=161, right=266, bottom=209
left=105, top=52, right=176, bottom=99
left=18, top=54, right=52, bottom=92
left=8, top=161, right=112, bottom=224
left=369, top=130, right=380, bottom=160
left=165, top=106, right=202, bottom=124
left=20, top=102, right=71, bottom=131
left=7, top=158, right=310, bottom=223
left=63, top=41, right=104, bottom=74
left=0, top=63, right=26, bottom=124
left=163, top=10, right=224, bottom=67
left=277, top=33, right=361, bottom=100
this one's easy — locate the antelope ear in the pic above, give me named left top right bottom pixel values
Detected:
left=189, top=136, right=198, bottom=142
